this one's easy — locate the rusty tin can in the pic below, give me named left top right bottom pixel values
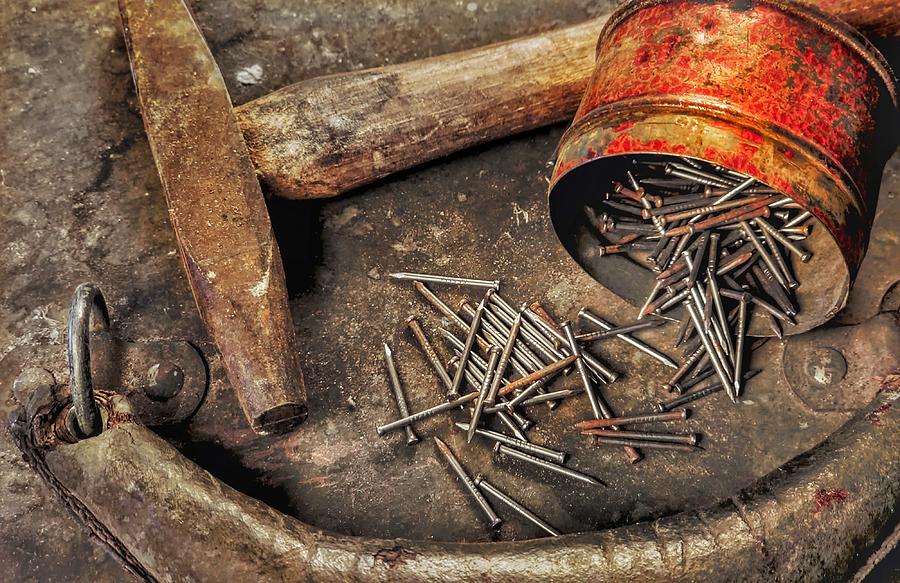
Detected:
left=549, top=0, right=897, bottom=335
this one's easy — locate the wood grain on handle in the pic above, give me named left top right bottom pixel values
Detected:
left=235, top=17, right=605, bottom=200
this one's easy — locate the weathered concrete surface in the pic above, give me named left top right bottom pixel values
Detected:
left=1, top=0, right=898, bottom=581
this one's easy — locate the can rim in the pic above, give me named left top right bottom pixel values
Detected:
left=595, top=0, right=897, bottom=107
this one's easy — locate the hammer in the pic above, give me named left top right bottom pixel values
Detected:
left=118, top=0, right=899, bottom=434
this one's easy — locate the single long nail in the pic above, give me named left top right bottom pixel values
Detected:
left=590, top=436, right=700, bottom=453
left=406, top=316, right=453, bottom=391
left=494, top=443, right=605, bottom=487
left=574, top=409, right=689, bottom=429
left=581, top=428, right=699, bottom=446
left=475, top=477, right=561, bottom=536
left=468, top=346, right=501, bottom=443
left=383, top=343, right=419, bottom=445
left=391, top=272, right=499, bottom=290
left=448, top=295, right=488, bottom=400
left=434, top=437, right=501, bottom=528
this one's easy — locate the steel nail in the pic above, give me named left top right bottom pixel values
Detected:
left=578, top=308, right=677, bottom=369
left=733, top=292, right=750, bottom=397
left=376, top=392, right=477, bottom=436
left=474, top=476, right=561, bottom=536
left=782, top=210, right=813, bottom=228
left=590, top=435, right=699, bottom=453
left=493, top=443, right=605, bottom=487
left=753, top=215, right=812, bottom=262
left=448, top=295, right=489, bottom=400
left=468, top=346, right=501, bottom=443
left=684, top=299, right=736, bottom=403
left=434, top=437, right=502, bottom=528
left=382, top=343, right=419, bottom=445
left=456, top=422, right=566, bottom=464
left=574, top=319, right=663, bottom=342
left=391, top=272, right=500, bottom=290
left=562, top=321, right=604, bottom=421
left=581, top=428, right=699, bottom=446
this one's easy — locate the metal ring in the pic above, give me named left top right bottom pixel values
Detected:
left=66, top=283, right=110, bottom=438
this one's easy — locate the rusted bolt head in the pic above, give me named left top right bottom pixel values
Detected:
left=803, top=347, right=847, bottom=388
left=145, top=362, right=184, bottom=401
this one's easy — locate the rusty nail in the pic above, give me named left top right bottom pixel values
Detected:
left=575, top=409, right=689, bottom=429
left=406, top=316, right=453, bottom=391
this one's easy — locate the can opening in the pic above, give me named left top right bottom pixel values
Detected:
left=549, top=152, right=850, bottom=336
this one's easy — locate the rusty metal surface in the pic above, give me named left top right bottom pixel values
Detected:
left=1, top=0, right=899, bottom=581
left=119, top=0, right=307, bottom=435
left=549, top=0, right=898, bottom=335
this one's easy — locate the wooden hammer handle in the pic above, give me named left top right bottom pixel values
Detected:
left=235, top=18, right=604, bottom=200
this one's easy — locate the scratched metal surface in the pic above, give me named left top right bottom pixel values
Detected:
left=0, top=0, right=898, bottom=581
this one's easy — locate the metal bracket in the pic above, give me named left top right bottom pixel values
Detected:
left=1, top=334, right=207, bottom=427
left=782, top=311, right=900, bottom=413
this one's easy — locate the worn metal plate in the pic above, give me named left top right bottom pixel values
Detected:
left=0, top=0, right=898, bottom=580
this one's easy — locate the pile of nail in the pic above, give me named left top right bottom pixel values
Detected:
left=588, top=155, right=813, bottom=401
left=378, top=272, right=702, bottom=535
